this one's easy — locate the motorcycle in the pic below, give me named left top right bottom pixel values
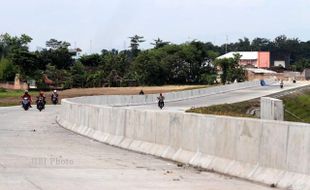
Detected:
left=158, top=99, right=164, bottom=109
left=36, top=97, right=45, bottom=112
left=22, top=97, right=30, bottom=111
left=280, top=81, right=284, bottom=89
left=51, top=95, right=58, bottom=105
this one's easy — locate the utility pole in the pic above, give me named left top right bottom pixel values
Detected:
left=225, top=35, right=228, bottom=53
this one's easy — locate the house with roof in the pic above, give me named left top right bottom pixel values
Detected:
left=217, top=51, right=271, bottom=68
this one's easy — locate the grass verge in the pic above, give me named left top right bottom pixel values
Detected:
left=187, top=88, right=310, bottom=123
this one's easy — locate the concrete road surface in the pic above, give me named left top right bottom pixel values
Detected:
left=1, top=81, right=309, bottom=190
left=0, top=106, right=274, bottom=190
left=132, top=81, right=310, bottom=111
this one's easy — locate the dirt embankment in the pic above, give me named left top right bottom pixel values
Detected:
left=0, top=85, right=207, bottom=106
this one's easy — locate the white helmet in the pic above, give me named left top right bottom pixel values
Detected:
left=53, top=90, right=57, bottom=93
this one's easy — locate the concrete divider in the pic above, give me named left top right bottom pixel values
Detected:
left=69, top=79, right=275, bottom=106
left=57, top=80, right=310, bottom=190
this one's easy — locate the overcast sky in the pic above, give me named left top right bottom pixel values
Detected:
left=1, top=0, right=310, bottom=53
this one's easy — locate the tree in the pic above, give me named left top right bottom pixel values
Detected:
left=0, top=33, right=33, bottom=79
left=0, top=58, right=17, bottom=81
left=251, top=38, right=271, bottom=51
left=70, top=62, right=86, bottom=87
left=129, top=35, right=145, bottom=57
left=131, top=51, right=167, bottom=85
left=46, top=39, right=71, bottom=49
left=151, top=38, right=170, bottom=49
left=79, top=54, right=101, bottom=67
left=215, top=54, right=245, bottom=84
left=292, top=59, right=310, bottom=72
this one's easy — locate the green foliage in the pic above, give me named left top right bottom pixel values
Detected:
left=0, top=58, right=17, bottom=81
left=187, top=100, right=259, bottom=118
left=38, top=48, right=73, bottom=70
left=46, top=38, right=71, bottom=49
left=199, top=73, right=217, bottom=85
left=85, top=71, right=105, bottom=88
left=129, top=35, right=145, bottom=57
left=70, top=62, right=86, bottom=88
left=292, top=58, right=310, bottom=72
left=79, top=54, right=101, bottom=67
left=151, top=38, right=170, bottom=49
left=282, top=89, right=310, bottom=123
left=2, top=32, right=310, bottom=88
left=215, top=54, right=245, bottom=84
left=45, top=64, right=72, bottom=88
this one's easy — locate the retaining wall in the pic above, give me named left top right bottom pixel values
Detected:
left=57, top=80, right=310, bottom=190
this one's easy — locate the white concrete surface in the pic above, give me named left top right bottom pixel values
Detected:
left=0, top=106, right=276, bottom=190
left=261, top=97, right=284, bottom=120
left=132, top=81, right=308, bottom=111
left=58, top=81, right=310, bottom=190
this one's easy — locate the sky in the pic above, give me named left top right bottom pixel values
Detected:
left=1, top=0, right=310, bottom=53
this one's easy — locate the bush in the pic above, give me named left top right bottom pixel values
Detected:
left=0, top=58, right=17, bottom=81
left=199, top=73, right=217, bottom=85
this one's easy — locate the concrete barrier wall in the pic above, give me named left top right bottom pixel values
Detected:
left=57, top=80, right=310, bottom=189
left=70, top=79, right=275, bottom=106
left=58, top=97, right=310, bottom=190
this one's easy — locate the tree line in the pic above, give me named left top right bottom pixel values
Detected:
left=0, top=33, right=309, bottom=88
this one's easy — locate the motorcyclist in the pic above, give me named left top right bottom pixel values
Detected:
left=21, top=90, right=32, bottom=107
left=51, top=90, right=59, bottom=101
left=36, top=91, right=46, bottom=105
left=280, top=80, right=284, bottom=88
left=157, top=93, right=165, bottom=101
left=157, top=93, right=165, bottom=108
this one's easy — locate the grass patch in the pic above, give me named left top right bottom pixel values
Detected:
left=0, top=88, right=37, bottom=98
left=188, top=88, right=310, bottom=123
left=187, top=100, right=259, bottom=118
left=281, top=89, right=310, bottom=123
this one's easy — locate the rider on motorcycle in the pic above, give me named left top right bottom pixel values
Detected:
left=157, top=93, right=165, bottom=109
left=280, top=80, right=284, bottom=88
left=51, top=90, right=59, bottom=100
left=21, top=90, right=32, bottom=107
left=36, top=91, right=46, bottom=105
left=158, top=93, right=165, bottom=102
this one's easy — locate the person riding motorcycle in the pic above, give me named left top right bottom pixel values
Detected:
left=157, top=93, right=165, bottom=109
left=51, top=90, right=59, bottom=102
left=21, top=90, right=32, bottom=107
left=36, top=91, right=46, bottom=105
left=158, top=93, right=165, bottom=101
left=280, top=80, right=284, bottom=88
